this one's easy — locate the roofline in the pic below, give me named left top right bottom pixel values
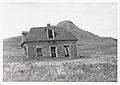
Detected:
left=30, top=26, right=57, bottom=29
left=21, top=39, right=78, bottom=47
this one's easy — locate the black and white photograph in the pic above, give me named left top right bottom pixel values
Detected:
left=1, top=0, right=119, bottom=84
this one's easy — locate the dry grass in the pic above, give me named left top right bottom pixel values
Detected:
left=3, top=55, right=117, bottom=82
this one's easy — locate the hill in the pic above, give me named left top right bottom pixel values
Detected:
left=3, top=36, right=24, bottom=63
left=57, top=21, right=117, bottom=55
left=57, top=20, right=99, bottom=40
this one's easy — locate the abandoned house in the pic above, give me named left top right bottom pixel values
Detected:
left=21, top=24, right=78, bottom=59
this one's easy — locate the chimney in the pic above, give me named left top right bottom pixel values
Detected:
left=22, top=31, right=28, bottom=35
left=22, top=31, right=28, bottom=43
left=47, top=24, right=51, bottom=27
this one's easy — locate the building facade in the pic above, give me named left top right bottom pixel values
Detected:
left=21, top=24, right=78, bottom=59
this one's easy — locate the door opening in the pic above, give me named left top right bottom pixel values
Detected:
left=51, top=47, right=56, bottom=58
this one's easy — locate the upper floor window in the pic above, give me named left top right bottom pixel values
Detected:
left=47, top=28, right=54, bottom=39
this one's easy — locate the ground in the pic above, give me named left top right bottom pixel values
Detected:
left=3, top=36, right=117, bottom=82
left=3, top=54, right=117, bottom=82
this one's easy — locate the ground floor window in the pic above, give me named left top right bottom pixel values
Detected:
left=50, top=47, right=56, bottom=58
left=64, top=45, right=70, bottom=57
left=23, top=46, right=28, bottom=57
left=36, top=48, right=42, bottom=57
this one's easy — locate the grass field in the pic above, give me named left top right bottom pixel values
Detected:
left=3, top=54, right=117, bottom=82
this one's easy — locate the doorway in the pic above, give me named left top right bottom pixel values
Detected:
left=50, top=47, right=56, bottom=58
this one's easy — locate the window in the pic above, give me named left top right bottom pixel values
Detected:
left=50, top=47, right=56, bottom=58
left=24, top=45, right=28, bottom=57
left=36, top=48, right=42, bottom=57
left=64, top=45, right=70, bottom=57
left=24, top=46, right=27, bottom=55
left=48, top=29, right=54, bottom=39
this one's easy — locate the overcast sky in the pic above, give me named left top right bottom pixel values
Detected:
left=1, top=2, right=117, bottom=39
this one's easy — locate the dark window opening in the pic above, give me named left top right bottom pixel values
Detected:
left=37, top=48, right=42, bottom=57
left=48, top=29, right=54, bottom=39
left=24, top=46, right=27, bottom=55
left=51, top=47, right=56, bottom=58
left=64, top=46, right=69, bottom=57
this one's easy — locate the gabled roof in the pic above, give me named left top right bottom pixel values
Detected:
left=21, top=26, right=78, bottom=45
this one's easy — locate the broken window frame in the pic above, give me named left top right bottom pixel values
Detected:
left=64, top=45, right=70, bottom=57
left=50, top=46, right=57, bottom=58
left=24, top=45, right=28, bottom=57
left=36, top=48, right=43, bottom=57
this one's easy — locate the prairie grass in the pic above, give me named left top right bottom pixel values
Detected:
left=3, top=56, right=117, bottom=82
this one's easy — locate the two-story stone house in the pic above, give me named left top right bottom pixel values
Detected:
left=21, top=24, right=78, bottom=59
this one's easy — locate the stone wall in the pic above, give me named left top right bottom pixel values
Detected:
left=25, top=41, right=77, bottom=59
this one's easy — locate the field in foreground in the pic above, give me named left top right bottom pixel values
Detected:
left=3, top=54, right=117, bottom=82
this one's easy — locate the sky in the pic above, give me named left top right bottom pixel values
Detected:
left=1, top=2, right=117, bottom=39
